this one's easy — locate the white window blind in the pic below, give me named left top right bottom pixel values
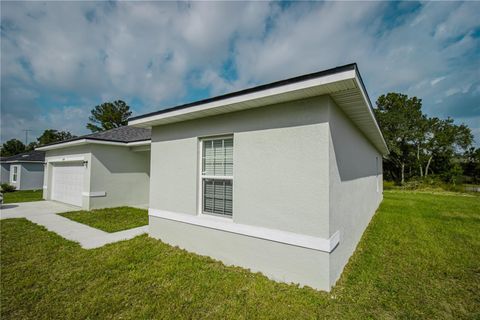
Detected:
left=201, top=137, right=233, bottom=217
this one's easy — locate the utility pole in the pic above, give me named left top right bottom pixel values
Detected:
left=23, top=129, right=32, bottom=145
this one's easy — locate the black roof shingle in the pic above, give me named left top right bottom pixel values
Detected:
left=37, top=126, right=151, bottom=149
left=1, top=150, right=45, bottom=163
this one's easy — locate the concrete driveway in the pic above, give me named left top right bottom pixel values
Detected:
left=0, top=200, right=78, bottom=220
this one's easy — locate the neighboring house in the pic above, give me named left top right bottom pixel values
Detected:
left=36, top=126, right=151, bottom=210
left=129, top=63, right=388, bottom=291
left=0, top=151, right=45, bottom=190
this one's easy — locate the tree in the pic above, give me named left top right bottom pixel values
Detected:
left=37, top=129, right=76, bottom=146
left=463, top=147, right=480, bottom=183
left=86, top=100, right=132, bottom=132
left=374, top=92, right=474, bottom=185
left=421, top=117, right=472, bottom=177
left=374, top=93, right=425, bottom=184
left=26, top=142, right=38, bottom=152
left=0, top=139, right=26, bottom=157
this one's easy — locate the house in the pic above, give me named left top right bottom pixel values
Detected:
left=36, top=126, right=151, bottom=210
left=0, top=150, right=45, bottom=190
left=129, top=63, right=388, bottom=291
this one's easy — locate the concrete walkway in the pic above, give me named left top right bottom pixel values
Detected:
left=0, top=200, right=78, bottom=219
left=1, top=201, right=148, bottom=249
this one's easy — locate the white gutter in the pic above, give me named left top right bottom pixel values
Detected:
left=36, top=139, right=151, bottom=151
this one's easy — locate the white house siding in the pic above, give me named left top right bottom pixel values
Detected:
left=328, top=98, right=383, bottom=288
left=19, top=163, right=44, bottom=190
left=149, top=96, right=333, bottom=290
left=88, top=144, right=150, bottom=209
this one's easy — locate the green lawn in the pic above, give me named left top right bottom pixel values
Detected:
left=1, top=191, right=479, bottom=319
left=59, top=207, right=148, bottom=233
left=2, top=190, right=43, bottom=204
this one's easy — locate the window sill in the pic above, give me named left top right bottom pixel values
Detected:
left=149, top=208, right=340, bottom=253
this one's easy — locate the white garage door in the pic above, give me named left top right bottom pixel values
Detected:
left=51, top=162, right=84, bottom=207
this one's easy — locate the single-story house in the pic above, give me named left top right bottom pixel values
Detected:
left=0, top=150, right=45, bottom=190
left=36, top=126, right=151, bottom=210
left=129, top=63, right=388, bottom=291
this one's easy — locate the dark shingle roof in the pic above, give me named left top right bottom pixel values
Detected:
left=79, top=126, right=151, bottom=143
left=38, top=126, right=151, bottom=148
left=1, top=150, right=45, bottom=163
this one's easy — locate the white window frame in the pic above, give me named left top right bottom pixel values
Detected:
left=11, top=165, right=19, bottom=183
left=198, top=135, right=233, bottom=219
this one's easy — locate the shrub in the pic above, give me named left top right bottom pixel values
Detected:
left=1, top=183, right=16, bottom=193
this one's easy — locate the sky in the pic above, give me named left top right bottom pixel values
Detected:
left=1, top=1, right=479, bottom=146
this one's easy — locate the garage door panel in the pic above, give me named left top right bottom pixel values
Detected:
left=51, top=162, right=84, bottom=207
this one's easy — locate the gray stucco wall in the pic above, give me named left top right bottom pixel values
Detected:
left=44, top=144, right=150, bottom=210
left=328, top=99, right=383, bottom=287
left=1, top=163, right=10, bottom=184
left=89, top=144, right=150, bottom=209
left=148, top=94, right=384, bottom=291
left=18, top=163, right=44, bottom=190
left=150, top=96, right=330, bottom=236
left=149, top=96, right=332, bottom=290
left=150, top=217, right=331, bottom=290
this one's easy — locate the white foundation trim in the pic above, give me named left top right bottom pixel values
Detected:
left=149, top=208, right=340, bottom=253
left=82, top=191, right=106, bottom=197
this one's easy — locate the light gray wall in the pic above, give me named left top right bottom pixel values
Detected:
left=89, top=145, right=150, bottom=209
left=44, top=144, right=150, bottom=210
left=327, top=98, right=383, bottom=287
left=149, top=96, right=333, bottom=290
left=18, top=163, right=44, bottom=190
left=1, top=163, right=10, bottom=184
left=148, top=94, right=384, bottom=291
left=150, top=216, right=331, bottom=290
left=150, top=96, right=330, bottom=237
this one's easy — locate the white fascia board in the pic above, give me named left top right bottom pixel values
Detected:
left=129, top=69, right=356, bottom=127
left=127, top=140, right=151, bottom=147
left=149, top=208, right=340, bottom=253
left=36, top=139, right=151, bottom=151
left=36, top=139, right=90, bottom=151
left=353, top=75, right=389, bottom=155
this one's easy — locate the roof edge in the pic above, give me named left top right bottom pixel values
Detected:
left=129, top=63, right=357, bottom=122
left=36, top=138, right=151, bottom=151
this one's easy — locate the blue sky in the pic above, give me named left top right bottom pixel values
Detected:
left=1, top=1, right=479, bottom=146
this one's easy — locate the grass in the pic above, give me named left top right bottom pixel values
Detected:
left=59, top=207, right=148, bottom=233
left=2, top=190, right=43, bottom=204
left=1, top=190, right=479, bottom=319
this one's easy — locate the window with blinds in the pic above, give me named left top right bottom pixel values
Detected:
left=201, top=137, right=233, bottom=217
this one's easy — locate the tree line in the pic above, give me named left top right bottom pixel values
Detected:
left=375, top=93, right=478, bottom=185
